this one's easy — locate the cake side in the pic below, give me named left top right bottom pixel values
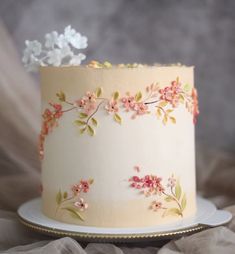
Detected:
left=40, top=65, right=197, bottom=227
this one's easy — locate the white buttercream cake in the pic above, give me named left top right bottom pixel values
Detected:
left=39, top=63, right=199, bottom=227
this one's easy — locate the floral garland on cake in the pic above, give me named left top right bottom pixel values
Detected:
left=55, top=179, right=94, bottom=221
left=129, top=167, right=187, bottom=217
left=39, top=78, right=199, bottom=159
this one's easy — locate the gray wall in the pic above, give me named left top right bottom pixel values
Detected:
left=1, top=0, right=235, bottom=152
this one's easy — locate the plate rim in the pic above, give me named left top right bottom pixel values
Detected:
left=17, top=196, right=224, bottom=240
left=18, top=214, right=207, bottom=240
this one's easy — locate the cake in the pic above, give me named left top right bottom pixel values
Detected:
left=23, top=26, right=199, bottom=228
left=39, top=63, right=199, bottom=227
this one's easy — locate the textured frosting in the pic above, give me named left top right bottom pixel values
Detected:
left=40, top=65, right=196, bottom=227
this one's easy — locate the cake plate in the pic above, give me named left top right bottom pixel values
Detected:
left=17, top=196, right=232, bottom=243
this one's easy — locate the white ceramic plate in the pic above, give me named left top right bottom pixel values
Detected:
left=17, top=196, right=232, bottom=242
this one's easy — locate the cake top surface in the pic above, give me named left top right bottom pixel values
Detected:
left=39, top=61, right=193, bottom=72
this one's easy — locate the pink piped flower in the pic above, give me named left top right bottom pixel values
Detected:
left=159, top=87, right=174, bottom=102
left=156, top=184, right=165, bottom=194
left=84, top=91, right=96, bottom=103
left=74, top=198, right=88, bottom=211
left=132, top=176, right=141, bottom=182
left=83, top=102, right=96, bottom=115
left=167, top=175, right=177, bottom=188
left=80, top=180, right=90, bottom=193
left=75, top=91, right=97, bottom=114
left=134, top=102, right=149, bottom=115
left=121, top=96, right=135, bottom=111
left=72, top=180, right=91, bottom=195
left=150, top=201, right=163, bottom=211
left=171, top=80, right=181, bottom=94
left=51, top=103, right=62, bottom=111
left=71, top=184, right=82, bottom=195
left=105, top=99, right=119, bottom=113
left=134, top=166, right=140, bottom=173
left=159, top=79, right=182, bottom=108
left=75, top=98, right=86, bottom=108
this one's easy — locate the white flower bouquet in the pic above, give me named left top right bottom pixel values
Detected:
left=22, top=25, right=88, bottom=71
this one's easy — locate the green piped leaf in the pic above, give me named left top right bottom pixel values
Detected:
left=181, top=193, right=187, bottom=211
left=162, top=115, right=168, bottom=125
left=63, top=191, right=68, bottom=199
left=80, top=127, right=87, bottom=134
left=166, top=109, right=173, bottom=114
left=164, top=208, right=182, bottom=217
left=89, top=178, right=94, bottom=185
left=164, top=196, right=174, bottom=202
left=79, top=113, right=88, bottom=119
left=91, top=118, right=98, bottom=126
left=183, top=84, right=191, bottom=93
left=56, top=91, right=66, bottom=102
left=62, top=207, right=84, bottom=221
left=56, top=190, right=62, bottom=205
left=96, top=87, right=102, bottom=98
left=113, top=91, right=120, bottom=101
left=114, top=113, right=122, bottom=124
left=175, top=180, right=182, bottom=200
left=179, top=94, right=185, bottom=104
left=156, top=108, right=162, bottom=118
left=169, top=116, right=176, bottom=124
left=87, top=125, right=95, bottom=136
left=135, top=91, right=142, bottom=102
left=75, top=120, right=86, bottom=126
left=159, top=101, right=168, bottom=107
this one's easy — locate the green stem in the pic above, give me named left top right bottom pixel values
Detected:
left=144, top=99, right=160, bottom=105
left=163, top=191, right=183, bottom=217
left=62, top=107, right=77, bottom=113
left=155, top=105, right=167, bottom=115
left=85, top=100, right=105, bottom=125
left=55, top=195, right=76, bottom=216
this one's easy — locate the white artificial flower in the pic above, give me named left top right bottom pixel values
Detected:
left=69, top=53, right=86, bottom=65
left=57, top=34, right=69, bottom=49
left=22, top=40, right=42, bottom=63
left=45, top=31, right=59, bottom=48
left=70, top=33, right=88, bottom=49
left=25, top=40, right=42, bottom=55
left=22, top=25, right=88, bottom=71
left=64, top=25, right=76, bottom=40
left=47, top=49, right=63, bottom=66
left=25, top=55, right=41, bottom=72
left=22, top=48, right=31, bottom=64
left=64, top=25, right=88, bottom=49
left=60, top=45, right=73, bottom=58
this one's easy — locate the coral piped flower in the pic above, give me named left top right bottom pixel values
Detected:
left=192, top=88, right=199, bottom=124
left=150, top=201, right=163, bottom=211
left=74, top=198, right=88, bottom=211
left=159, top=87, right=173, bottom=102
left=171, top=80, right=181, bottom=94
left=105, top=99, right=119, bottom=113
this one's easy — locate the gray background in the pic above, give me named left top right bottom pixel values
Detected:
left=0, top=0, right=235, bottom=152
